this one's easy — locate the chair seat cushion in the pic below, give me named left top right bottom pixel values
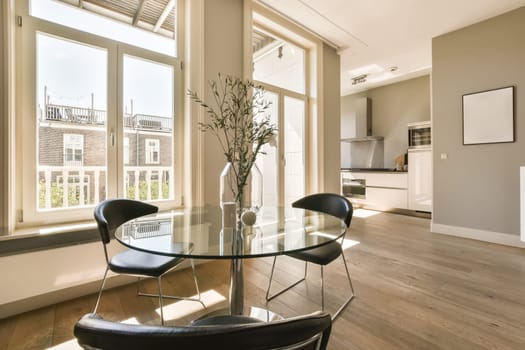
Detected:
left=109, top=249, right=182, bottom=277
left=287, top=241, right=342, bottom=266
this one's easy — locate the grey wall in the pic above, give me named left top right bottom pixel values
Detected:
left=341, top=75, right=430, bottom=168
left=432, top=6, right=525, bottom=236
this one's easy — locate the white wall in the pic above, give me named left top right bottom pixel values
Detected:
left=0, top=240, right=131, bottom=318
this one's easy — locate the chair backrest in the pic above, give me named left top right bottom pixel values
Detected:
left=74, top=312, right=332, bottom=350
left=292, top=193, right=353, bottom=228
left=94, top=199, right=158, bottom=244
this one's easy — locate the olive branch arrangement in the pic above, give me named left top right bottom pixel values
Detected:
left=188, top=74, right=277, bottom=206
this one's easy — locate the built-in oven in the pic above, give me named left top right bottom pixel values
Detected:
left=341, top=177, right=366, bottom=199
left=408, top=121, right=431, bottom=149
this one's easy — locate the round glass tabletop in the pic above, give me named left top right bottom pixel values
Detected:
left=114, top=206, right=347, bottom=259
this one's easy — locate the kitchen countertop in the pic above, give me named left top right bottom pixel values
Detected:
left=341, top=168, right=407, bottom=173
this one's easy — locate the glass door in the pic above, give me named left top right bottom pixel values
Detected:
left=256, top=87, right=306, bottom=215
left=283, top=95, right=306, bottom=210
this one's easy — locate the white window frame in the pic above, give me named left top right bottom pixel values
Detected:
left=145, top=138, right=160, bottom=164
left=15, top=0, right=182, bottom=227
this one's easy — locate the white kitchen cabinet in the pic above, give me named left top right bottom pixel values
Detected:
left=341, top=171, right=408, bottom=210
left=366, top=173, right=408, bottom=188
left=366, top=187, right=408, bottom=209
left=408, top=149, right=432, bottom=212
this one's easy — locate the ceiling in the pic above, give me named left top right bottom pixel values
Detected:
left=258, top=0, right=525, bottom=96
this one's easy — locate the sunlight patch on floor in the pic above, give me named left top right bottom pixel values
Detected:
left=353, top=208, right=380, bottom=218
left=310, top=231, right=360, bottom=250
left=155, top=289, right=227, bottom=320
left=341, top=238, right=360, bottom=250
left=47, top=339, right=82, bottom=349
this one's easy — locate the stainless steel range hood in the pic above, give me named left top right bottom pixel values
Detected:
left=341, top=97, right=384, bottom=168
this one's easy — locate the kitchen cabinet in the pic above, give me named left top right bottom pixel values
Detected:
left=366, top=173, right=407, bottom=188
left=341, top=171, right=408, bottom=210
left=408, top=149, right=432, bottom=212
left=366, top=187, right=408, bottom=209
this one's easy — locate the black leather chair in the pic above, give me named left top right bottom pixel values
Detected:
left=74, top=311, right=332, bottom=350
left=266, top=193, right=355, bottom=320
left=93, top=199, right=205, bottom=325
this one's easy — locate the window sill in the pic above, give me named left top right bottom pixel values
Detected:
left=0, top=221, right=100, bottom=257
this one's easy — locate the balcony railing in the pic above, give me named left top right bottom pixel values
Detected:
left=38, top=165, right=173, bottom=209
left=43, top=103, right=172, bottom=132
left=44, top=104, right=106, bottom=125
left=124, top=113, right=173, bottom=132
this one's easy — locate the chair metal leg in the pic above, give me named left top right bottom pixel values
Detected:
left=321, top=265, right=325, bottom=311
left=137, top=264, right=206, bottom=309
left=331, top=254, right=356, bottom=321
left=157, top=277, right=164, bottom=325
left=93, top=266, right=109, bottom=313
left=190, top=259, right=203, bottom=303
left=266, top=257, right=308, bottom=301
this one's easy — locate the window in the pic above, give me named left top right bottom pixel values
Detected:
left=17, top=0, right=180, bottom=225
left=145, top=139, right=160, bottom=164
left=253, top=30, right=305, bottom=94
left=63, top=134, right=84, bottom=166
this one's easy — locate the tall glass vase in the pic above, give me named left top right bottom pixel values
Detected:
left=219, top=162, right=263, bottom=213
left=219, top=161, right=262, bottom=316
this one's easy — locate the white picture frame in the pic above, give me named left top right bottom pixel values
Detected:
left=462, top=86, right=514, bottom=145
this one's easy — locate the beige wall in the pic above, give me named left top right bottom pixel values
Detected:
left=202, top=0, right=244, bottom=205
left=0, top=3, right=4, bottom=232
left=0, top=0, right=9, bottom=232
left=341, top=75, right=430, bottom=168
left=432, top=6, right=525, bottom=238
left=320, top=43, right=341, bottom=193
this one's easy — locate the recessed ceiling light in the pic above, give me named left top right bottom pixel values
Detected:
left=351, top=74, right=368, bottom=85
left=388, top=66, right=398, bottom=72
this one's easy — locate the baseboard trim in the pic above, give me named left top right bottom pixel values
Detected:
left=431, top=222, right=525, bottom=248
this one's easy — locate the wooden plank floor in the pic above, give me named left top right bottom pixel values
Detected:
left=2, top=210, right=525, bottom=349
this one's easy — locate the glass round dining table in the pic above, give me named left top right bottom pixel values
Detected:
left=114, top=205, right=347, bottom=317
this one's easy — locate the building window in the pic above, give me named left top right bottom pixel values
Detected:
left=63, top=134, right=84, bottom=167
left=145, top=139, right=160, bottom=164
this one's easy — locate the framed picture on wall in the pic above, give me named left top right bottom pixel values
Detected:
left=462, top=86, right=514, bottom=145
